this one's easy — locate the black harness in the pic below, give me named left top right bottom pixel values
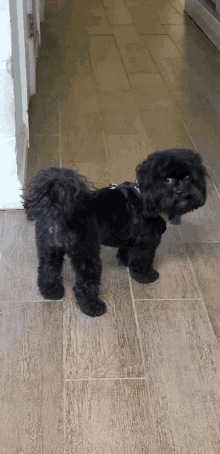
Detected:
left=108, top=181, right=141, bottom=238
left=108, top=181, right=181, bottom=237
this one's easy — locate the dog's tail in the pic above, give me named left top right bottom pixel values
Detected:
left=22, top=167, right=93, bottom=223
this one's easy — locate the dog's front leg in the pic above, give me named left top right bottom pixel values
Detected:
left=128, top=231, right=163, bottom=284
left=69, top=244, right=106, bottom=317
left=128, top=216, right=166, bottom=284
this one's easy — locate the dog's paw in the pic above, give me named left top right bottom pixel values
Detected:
left=79, top=299, right=107, bottom=317
left=85, top=299, right=107, bottom=317
left=130, top=268, right=159, bottom=284
left=39, top=281, right=64, bottom=300
left=73, top=285, right=107, bottom=317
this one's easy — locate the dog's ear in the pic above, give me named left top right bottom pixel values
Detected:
left=142, top=190, right=161, bottom=218
left=192, top=153, right=209, bottom=179
left=136, top=159, right=160, bottom=218
left=136, top=159, right=151, bottom=185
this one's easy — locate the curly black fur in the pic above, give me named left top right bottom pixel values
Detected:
left=22, top=149, right=207, bottom=317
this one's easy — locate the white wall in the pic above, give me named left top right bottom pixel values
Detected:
left=0, top=0, right=25, bottom=208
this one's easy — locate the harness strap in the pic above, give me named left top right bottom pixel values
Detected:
left=109, top=183, right=181, bottom=230
left=109, top=182, right=141, bottom=238
left=119, top=187, right=140, bottom=237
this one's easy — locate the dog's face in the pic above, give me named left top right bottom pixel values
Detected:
left=136, top=149, right=207, bottom=220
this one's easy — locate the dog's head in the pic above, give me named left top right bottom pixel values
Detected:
left=136, top=149, right=208, bottom=220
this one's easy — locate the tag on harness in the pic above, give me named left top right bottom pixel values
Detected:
left=170, top=215, right=181, bottom=225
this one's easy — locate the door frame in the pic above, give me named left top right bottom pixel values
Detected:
left=9, top=0, right=29, bottom=188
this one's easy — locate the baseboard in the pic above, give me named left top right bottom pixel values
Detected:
left=185, top=0, right=220, bottom=51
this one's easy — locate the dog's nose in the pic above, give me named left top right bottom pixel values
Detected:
left=175, top=183, right=185, bottom=194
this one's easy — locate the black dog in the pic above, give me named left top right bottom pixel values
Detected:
left=23, top=148, right=207, bottom=317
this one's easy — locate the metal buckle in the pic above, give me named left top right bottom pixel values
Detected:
left=133, top=179, right=139, bottom=187
left=109, top=183, right=118, bottom=189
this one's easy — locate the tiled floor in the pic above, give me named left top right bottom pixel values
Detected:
left=1, top=0, right=220, bottom=452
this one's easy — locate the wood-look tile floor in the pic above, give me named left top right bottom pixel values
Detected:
left=1, top=0, right=220, bottom=452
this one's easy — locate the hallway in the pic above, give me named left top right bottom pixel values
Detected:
left=1, top=0, right=220, bottom=452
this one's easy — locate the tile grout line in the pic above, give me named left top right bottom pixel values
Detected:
left=121, top=27, right=187, bottom=149
left=85, top=34, right=111, bottom=166
left=0, top=299, right=65, bottom=304
left=164, top=23, right=220, bottom=122
left=175, top=119, right=220, bottom=197
left=171, top=96, right=220, bottom=198
left=0, top=296, right=210, bottom=304
left=172, top=111, right=220, bottom=198
left=127, top=267, right=163, bottom=454
left=111, top=33, right=133, bottom=90
left=173, top=105, right=200, bottom=154
left=58, top=96, right=63, bottom=168
left=133, top=297, right=203, bottom=301
left=109, top=27, right=165, bottom=147
left=86, top=34, right=114, bottom=37
left=101, top=129, right=111, bottom=166
left=181, top=241, right=220, bottom=340
left=211, top=178, right=220, bottom=199
left=62, top=303, right=66, bottom=454
left=138, top=29, right=220, bottom=181
left=29, top=133, right=60, bottom=136
left=165, top=13, right=220, bottom=66
left=67, top=377, right=147, bottom=381
left=193, top=241, right=220, bottom=243
left=127, top=268, right=147, bottom=372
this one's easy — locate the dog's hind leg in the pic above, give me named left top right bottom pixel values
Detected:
left=69, top=246, right=107, bottom=317
left=35, top=219, right=66, bottom=299
left=37, top=245, right=65, bottom=300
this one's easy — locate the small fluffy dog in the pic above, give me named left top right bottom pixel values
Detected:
left=23, top=148, right=207, bottom=317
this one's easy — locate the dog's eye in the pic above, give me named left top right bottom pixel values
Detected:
left=165, top=177, right=173, bottom=184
